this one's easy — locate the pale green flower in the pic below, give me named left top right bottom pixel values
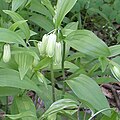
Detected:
left=46, top=33, right=56, bottom=57
left=38, top=34, right=48, bottom=56
left=3, top=44, right=11, bottom=63
left=41, top=34, right=48, bottom=55
left=54, top=42, right=62, bottom=64
left=110, top=61, right=120, bottom=82
left=111, top=65, right=120, bottom=82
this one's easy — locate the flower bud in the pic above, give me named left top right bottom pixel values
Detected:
left=46, top=33, right=56, bottom=57
left=37, top=72, right=47, bottom=88
left=110, top=61, right=120, bottom=82
left=3, top=44, right=11, bottom=63
left=54, top=42, right=62, bottom=64
left=38, top=34, right=48, bottom=56
left=41, top=34, right=48, bottom=55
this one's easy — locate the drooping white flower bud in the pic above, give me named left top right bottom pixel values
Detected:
left=38, top=34, right=48, bottom=56
left=41, top=34, right=48, bottom=55
left=3, top=44, right=11, bottom=63
left=46, top=33, right=56, bottom=57
left=54, top=42, right=62, bottom=64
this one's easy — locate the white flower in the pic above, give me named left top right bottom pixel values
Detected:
left=38, top=41, right=42, bottom=55
left=41, top=34, right=48, bottom=55
left=54, top=42, right=62, bottom=64
left=38, top=34, right=48, bottom=56
left=46, top=33, right=56, bottom=57
left=3, top=44, right=11, bottom=63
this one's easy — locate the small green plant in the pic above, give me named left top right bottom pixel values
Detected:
left=0, top=0, right=120, bottom=120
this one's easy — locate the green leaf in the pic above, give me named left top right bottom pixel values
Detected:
left=88, top=63, right=100, bottom=76
left=40, top=99, right=78, bottom=119
left=6, top=111, right=36, bottom=120
left=0, top=58, right=18, bottom=70
left=113, top=0, right=120, bottom=11
left=41, top=0, right=55, bottom=16
left=0, top=87, right=20, bottom=96
left=10, top=95, right=37, bottom=120
left=12, top=0, right=28, bottom=11
left=14, top=53, right=34, bottom=80
left=96, top=77, right=116, bottom=84
left=11, top=46, right=40, bottom=60
left=0, top=28, right=26, bottom=46
left=30, top=0, right=52, bottom=18
left=64, top=22, right=78, bottom=30
left=66, top=74, right=110, bottom=116
left=62, top=22, right=78, bottom=36
left=0, top=68, right=39, bottom=92
left=47, top=113, right=56, bottom=120
left=109, top=45, right=120, bottom=57
left=65, top=30, right=110, bottom=58
left=88, top=108, right=113, bottom=120
left=54, top=0, right=77, bottom=28
left=53, top=61, right=79, bottom=73
left=3, top=10, right=30, bottom=40
left=34, top=57, right=52, bottom=71
left=9, top=20, right=27, bottom=31
left=101, top=4, right=113, bottom=17
left=29, top=14, right=54, bottom=32
left=101, top=110, right=119, bottom=120
left=99, top=57, right=109, bottom=72
left=88, top=8, right=113, bottom=27
left=0, top=0, right=8, bottom=19
left=16, top=29, right=37, bottom=39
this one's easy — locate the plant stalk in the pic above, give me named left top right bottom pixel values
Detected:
left=78, top=12, right=82, bottom=29
left=5, top=96, right=9, bottom=114
left=51, top=60, right=55, bottom=102
left=77, top=106, right=81, bottom=120
left=61, top=41, right=66, bottom=98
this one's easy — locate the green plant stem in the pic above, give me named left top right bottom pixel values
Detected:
left=35, top=94, right=39, bottom=108
left=83, top=111, right=86, bottom=120
left=83, top=10, right=88, bottom=28
left=78, top=12, right=82, bottom=29
left=51, top=60, right=55, bottom=102
left=77, top=106, right=81, bottom=120
left=5, top=96, right=9, bottom=114
left=61, top=41, right=66, bottom=99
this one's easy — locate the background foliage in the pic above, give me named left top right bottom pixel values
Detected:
left=0, top=0, right=120, bottom=120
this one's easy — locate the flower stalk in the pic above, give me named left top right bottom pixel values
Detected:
left=51, top=59, right=55, bottom=102
left=61, top=41, right=66, bottom=98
